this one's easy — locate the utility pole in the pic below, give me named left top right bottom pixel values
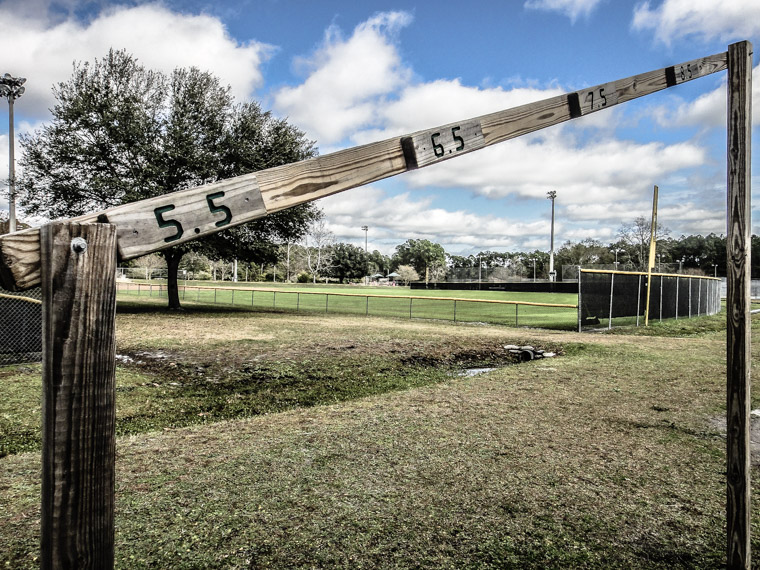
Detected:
left=362, top=226, right=368, bottom=285
left=0, top=73, right=26, bottom=233
left=547, top=191, right=557, bottom=282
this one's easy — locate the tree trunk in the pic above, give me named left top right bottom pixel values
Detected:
left=164, top=249, right=183, bottom=309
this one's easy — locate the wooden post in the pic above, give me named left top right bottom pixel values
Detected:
left=726, top=39, right=752, bottom=570
left=40, top=222, right=118, bottom=570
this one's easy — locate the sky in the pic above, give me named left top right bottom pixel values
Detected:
left=0, top=0, right=759, bottom=257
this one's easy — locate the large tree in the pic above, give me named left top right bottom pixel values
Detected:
left=392, top=239, right=446, bottom=283
left=19, top=49, right=318, bottom=308
left=328, top=242, right=369, bottom=283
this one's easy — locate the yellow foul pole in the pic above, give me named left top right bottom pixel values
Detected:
left=643, top=185, right=659, bottom=326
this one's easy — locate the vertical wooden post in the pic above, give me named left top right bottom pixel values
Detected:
left=40, top=222, right=117, bottom=570
left=726, top=39, right=752, bottom=570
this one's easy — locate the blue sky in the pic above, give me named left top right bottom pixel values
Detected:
left=1, top=0, right=758, bottom=256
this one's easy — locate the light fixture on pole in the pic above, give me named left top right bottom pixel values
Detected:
left=0, top=73, right=26, bottom=234
left=1, top=75, right=25, bottom=232
left=612, top=247, right=624, bottom=269
left=547, top=191, right=557, bottom=282
left=361, top=225, right=368, bottom=284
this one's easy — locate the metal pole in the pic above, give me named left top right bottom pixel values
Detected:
left=675, top=277, right=679, bottom=320
left=577, top=266, right=582, bottom=332
left=636, top=274, right=642, bottom=327
left=608, top=273, right=615, bottom=329
left=548, top=191, right=556, bottom=281
left=8, top=95, right=15, bottom=233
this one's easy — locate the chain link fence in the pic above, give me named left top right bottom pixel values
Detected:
left=117, top=282, right=579, bottom=329
left=0, top=287, right=42, bottom=366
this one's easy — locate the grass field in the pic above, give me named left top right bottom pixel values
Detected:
left=117, top=281, right=580, bottom=329
left=1, top=300, right=758, bottom=568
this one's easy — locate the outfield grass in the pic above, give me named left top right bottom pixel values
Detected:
left=1, top=304, right=757, bottom=568
left=118, top=281, right=580, bottom=329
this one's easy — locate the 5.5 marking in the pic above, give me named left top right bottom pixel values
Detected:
left=154, top=191, right=233, bottom=243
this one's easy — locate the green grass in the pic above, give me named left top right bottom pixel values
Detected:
left=117, top=281, right=580, bottom=329
left=0, top=303, right=755, bottom=568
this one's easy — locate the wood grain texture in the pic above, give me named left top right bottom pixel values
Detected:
left=726, top=40, right=753, bottom=570
left=0, top=51, right=729, bottom=291
left=40, top=222, right=118, bottom=570
left=103, top=173, right=266, bottom=259
left=257, top=137, right=408, bottom=212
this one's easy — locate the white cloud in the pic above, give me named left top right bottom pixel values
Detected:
left=652, top=63, right=760, bottom=129
left=0, top=2, right=271, bottom=120
left=632, top=0, right=760, bottom=46
left=273, top=11, right=413, bottom=145
left=524, top=0, right=605, bottom=22
left=318, top=187, right=551, bottom=254
left=403, top=130, right=707, bottom=205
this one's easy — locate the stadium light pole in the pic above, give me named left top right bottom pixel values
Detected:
left=547, top=191, right=557, bottom=281
left=613, top=247, right=623, bottom=269
left=0, top=73, right=26, bottom=234
left=531, top=258, right=536, bottom=282
left=362, top=225, right=368, bottom=284
left=679, top=258, right=684, bottom=273
left=712, top=263, right=718, bottom=277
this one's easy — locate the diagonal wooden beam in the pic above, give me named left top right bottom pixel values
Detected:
left=0, top=51, right=727, bottom=291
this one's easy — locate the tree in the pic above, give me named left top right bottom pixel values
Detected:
left=19, top=49, right=318, bottom=308
left=396, top=265, right=419, bottom=285
left=303, top=217, right=334, bottom=283
left=368, top=250, right=391, bottom=275
left=329, top=243, right=369, bottom=283
left=618, top=216, right=670, bottom=270
left=392, top=239, right=446, bottom=283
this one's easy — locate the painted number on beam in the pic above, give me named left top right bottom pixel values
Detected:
left=571, top=82, right=618, bottom=116
left=105, top=174, right=267, bottom=260
left=154, top=191, right=233, bottom=243
left=667, top=57, right=710, bottom=85
left=401, top=119, right=485, bottom=169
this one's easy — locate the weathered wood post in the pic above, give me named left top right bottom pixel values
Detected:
left=726, top=39, right=752, bottom=570
left=40, top=222, right=118, bottom=569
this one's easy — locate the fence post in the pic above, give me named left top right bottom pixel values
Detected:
left=675, top=277, right=680, bottom=320
left=409, top=297, right=413, bottom=319
left=608, top=273, right=615, bottom=329
left=325, top=294, right=329, bottom=313
left=40, top=222, right=117, bottom=570
left=696, top=279, right=700, bottom=316
left=453, top=299, right=456, bottom=322
left=515, top=303, right=519, bottom=327
left=659, top=276, right=663, bottom=322
left=232, top=289, right=235, bottom=305
left=366, top=296, right=369, bottom=317
left=636, top=275, right=642, bottom=327
left=298, top=292, right=301, bottom=312
left=273, top=291, right=276, bottom=309
left=726, top=39, right=752, bottom=570
left=577, top=267, right=582, bottom=332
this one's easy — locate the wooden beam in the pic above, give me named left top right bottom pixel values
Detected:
left=726, top=39, right=753, bottom=570
left=40, top=222, right=118, bottom=569
left=0, top=51, right=728, bottom=291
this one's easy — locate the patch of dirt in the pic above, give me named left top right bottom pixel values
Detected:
left=116, top=337, right=562, bottom=382
left=710, top=412, right=760, bottom=466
